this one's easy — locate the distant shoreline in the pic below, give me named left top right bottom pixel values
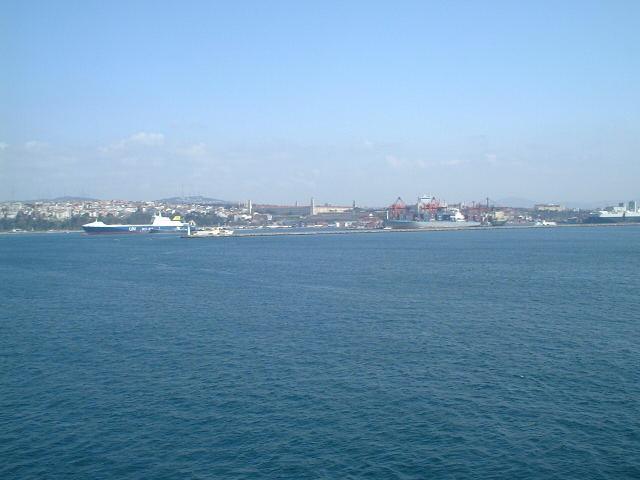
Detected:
left=183, top=222, right=640, bottom=239
left=0, top=230, right=83, bottom=235
left=1, top=222, right=639, bottom=237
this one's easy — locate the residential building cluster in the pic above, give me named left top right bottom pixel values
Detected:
left=0, top=198, right=247, bottom=221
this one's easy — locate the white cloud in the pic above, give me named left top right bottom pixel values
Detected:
left=440, top=159, right=465, bottom=166
left=101, top=132, right=165, bottom=152
left=24, top=141, right=48, bottom=151
left=386, top=155, right=433, bottom=169
left=178, top=143, right=207, bottom=157
left=385, top=154, right=471, bottom=170
left=385, top=155, right=404, bottom=168
left=0, top=142, right=8, bottom=151
left=482, top=153, right=527, bottom=167
left=485, top=153, right=498, bottom=165
left=129, top=132, right=164, bottom=146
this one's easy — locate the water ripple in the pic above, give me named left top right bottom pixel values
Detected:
left=1, top=228, right=639, bottom=478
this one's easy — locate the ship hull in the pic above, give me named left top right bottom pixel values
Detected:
left=385, top=220, right=481, bottom=229
left=82, top=225, right=187, bottom=235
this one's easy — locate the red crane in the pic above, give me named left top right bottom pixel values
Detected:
left=419, top=196, right=441, bottom=214
left=389, top=197, right=407, bottom=220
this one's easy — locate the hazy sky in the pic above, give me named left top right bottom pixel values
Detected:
left=1, top=0, right=639, bottom=205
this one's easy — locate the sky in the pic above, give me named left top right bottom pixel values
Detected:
left=1, top=0, right=639, bottom=206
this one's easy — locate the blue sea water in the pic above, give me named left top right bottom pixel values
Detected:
left=1, top=227, right=639, bottom=479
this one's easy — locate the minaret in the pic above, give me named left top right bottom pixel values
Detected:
left=310, top=197, right=316, bottom=216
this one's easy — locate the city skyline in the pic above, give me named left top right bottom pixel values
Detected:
left=2, top=1, right=639, bottom=204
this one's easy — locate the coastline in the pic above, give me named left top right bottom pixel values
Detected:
left=0, top=230, right=83, bottom=235
left=1, top=222, right=638, bottom=237
left=182, top=222, right=640, bottom=238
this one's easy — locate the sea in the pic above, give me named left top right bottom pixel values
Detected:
left=1, top=227, right=639, bottom=479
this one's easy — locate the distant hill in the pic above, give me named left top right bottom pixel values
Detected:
left=51, top=196, right=99, bottom=202
left=562, top=199, right=637, bottom=210
left=158, top=195, right=234, bottom=205
left=12, top=196, right=100, bottom=203
left=495, top=198, right=630, bottom=210
left=561, top=201, right=604, bottom=210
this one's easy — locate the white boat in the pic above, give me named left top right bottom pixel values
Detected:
left=187, top=226, right=234, bottom=237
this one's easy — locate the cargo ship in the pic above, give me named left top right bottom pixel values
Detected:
left=584, top=201, right=640, bottom=224
left=82, top=213, right=190, bottom=234
left=385, top=195, right=481, bottom=229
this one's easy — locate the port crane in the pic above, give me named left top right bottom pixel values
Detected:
left=388, top=195, right=443, bottom=221
left=418, top=196, right=441, bottom=214
left=388, top=197, right=407, bottom=220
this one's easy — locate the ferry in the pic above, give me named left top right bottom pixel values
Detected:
left=584, top=201, right=640, bottom=224
left=82, top=214, right=190, bottom=235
